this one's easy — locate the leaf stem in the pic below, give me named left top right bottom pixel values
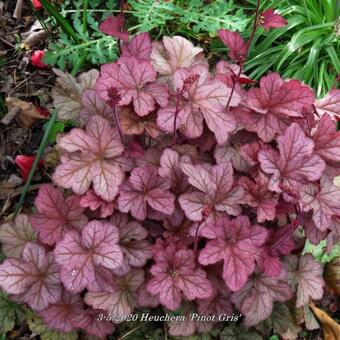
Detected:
left=193, top=223, right=201, bottom=256
left=226, top=0, right=261, bottom=110
left=71, top=52, right=86, bottom=76
left=226, top=66, right=242, bottom=109
left=13, top=111, right=58, bottom=218
left=172, top=93, right=182, bottom=145
left=82, top=0, right=89, bottom=34
left=112, top=98, right=124, bottom=146
left=245, top=0, right=261, bottom=55
left=118, top=322, right=149, bottom=340
left=271, top=213, right=301, bottom=251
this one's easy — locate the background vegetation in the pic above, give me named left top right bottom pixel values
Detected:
left=40, top=0, right=340, bottom=96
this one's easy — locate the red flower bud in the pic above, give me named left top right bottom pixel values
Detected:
left=35, top=105, right=50, bottom=117
left=31, top=50, right=48, bottom=68
left=32, top=0, right=42, bottom=10
left=15, top=155, right=44, bottom=182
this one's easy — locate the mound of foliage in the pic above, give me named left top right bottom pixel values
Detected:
left=1, top=8, right=340, bottom=339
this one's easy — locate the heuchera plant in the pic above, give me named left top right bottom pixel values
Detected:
left=1, top=5, right=340, bottom=339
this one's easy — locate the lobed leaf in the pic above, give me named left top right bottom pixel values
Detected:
left=29, top=185, right=87, bottom=245
left=0, top=214, right=37, bottom=257
left=53, top=115, right=125, bottom=201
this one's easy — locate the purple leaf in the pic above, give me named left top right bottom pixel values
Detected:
left=80, top=189, right=115, bottom=218
left=0, top=214, right=36, bottom=257
left=300, top=176, right=340, bottom=231
left=96, top=57, right=169, bottom=116
left=121, top=32, right=152, bottom=60
left=147, top=247, right=213, bottom=310
left=284, top=254, right=325, bottom=307
left=85, top=269, right=144, bottom=319
left=118, top=165, right=175, bottom=221
left=198, top=215, right=268, bottom=291
left=54, top=220, right=123, bottom=293
left=312, top=113, right=340, bottom=164
left=151, top=36, right=204, bottom=76
left=38, top=290, right=84, bottom=332
left=261, top=9, right=287, bottom=31
left=29, top=184, right=87, bottom=245
left=110, top=213, right=152, bottom=268
left=53, top=115, right=125, bottom=201
left=218, top=29, right=247, bottom=62
left=242, top=73, right=314, bottom=141
left=315, top=89, right=340, bottom=119
left=73, top=308, right=115, bottom=338
left=239, top=172, right=279, bottom=222
left=231, top=274, right=292, bottom=326
left=179, top=162, right=244, bottom=223
left=0, top=243, right=62, bottom=311
left=79, top=89, right=113, bottom=125
left=99, top=14, right=129, bottom=42
left=259, top=123, right=325, bottom=195
left=170, top=65, right=239, bottom=143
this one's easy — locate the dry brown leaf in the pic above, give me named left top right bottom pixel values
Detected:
left=280, top=326, right=302, bottom=340
left=0, top=106, right=20, bottom=125
left=1, top=197, right=12, bottom=215
left=304, top=305, right=320, bottom=330
left=13, top=0, right=23, bottom=19
left=324, top=257, right=340, bottom=295
left=5, top=97, right=47, bottom=128
left=0, top=175, right=23, bottom=214
left=0, top=180, right=16, bottom=200
left=22, top=21, right=48, bottom=49
left=309, top=303, right=340, bottom=340
left=52, top=68, right=99, bottom=121
left=44, top=148, right=60, bottom=169
left=23, top=31, right=47, bottom=49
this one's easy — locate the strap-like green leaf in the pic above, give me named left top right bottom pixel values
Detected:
left=14, top=110, right=58, bottom=217
left=40, top=0, right=80, bottom=44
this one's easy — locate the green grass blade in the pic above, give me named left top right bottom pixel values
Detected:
left=13, top=111, right=58, bottom=217
left=322, top=0, right=336, bottom=21
left=326, top=46, right=340, bottom=73
left=303, top=0, right=312, bottom=25
left=82, top=0, right=89, bottom=34
left=252, top=15, right=305, bottom=52
left=40, top=0, right=80, bottom=44
left=71, top=52, right=86, bottom=76
left=317, top=60, right=326, bottom=97
left=275, top=28, right=326, bottom=70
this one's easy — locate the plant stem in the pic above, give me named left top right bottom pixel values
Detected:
left=112, top=98, right=124, bottom=146
left=82, top=0, right=89, bottom=34
left=226, top=0, right=261, bottom=110
left=14, top=111, right=58, bottom=218
left=246, top=0, right=261, bottom=55
left=62, top=9, right=133, bottom=14
left=271, top=213, right=301, bottom=251
left=226, top=66, right=242, bottom=109
left=118, top=323, right=149, bottom=340
left=193, top=223, right=201, bottom=256
left=71, top=52, right=86, bottom=76
left=120, top=0, right=125, bottom=15
left=30, top=3, right=54, bottom=42
left=172, top=94, right=182, bottom=145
